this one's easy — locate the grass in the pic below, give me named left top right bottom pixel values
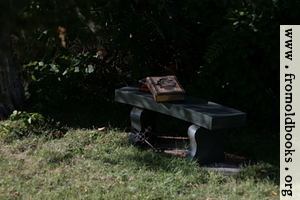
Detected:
left=0, top=125, right=279, bottom=200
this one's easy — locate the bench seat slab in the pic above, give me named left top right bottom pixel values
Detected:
left=115, top=85, right=246, bottom=130
left=115, top=85, right=246, bottom=165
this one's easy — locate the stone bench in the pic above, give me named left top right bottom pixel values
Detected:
left=115, top=85, right=246, bottom=165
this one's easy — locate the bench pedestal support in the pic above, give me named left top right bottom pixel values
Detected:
left=186, top=125, right=226, bottom=165
left=129, top=107, right=157, bottom=144
left=129, top=107, right=226, bottom=165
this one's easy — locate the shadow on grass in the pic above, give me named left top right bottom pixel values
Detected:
left=225, top=123, right=280, bottom=185
left=225, top=124, right=279, bottom=165
left=29, top=94, right=280, bottom=185
left=122, top=148, right=199, bottom=173
left=113, top=121, right=280, bottom=185
left=117, top=142, right=280, bottom=186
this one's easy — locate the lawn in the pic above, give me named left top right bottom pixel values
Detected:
left=0, top=124, right=279, bottom=200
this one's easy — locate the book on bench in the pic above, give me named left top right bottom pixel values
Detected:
left=146, top=75, right=185, bottom=102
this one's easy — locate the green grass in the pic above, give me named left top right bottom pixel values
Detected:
left=0, top=126, right=279, bottom=200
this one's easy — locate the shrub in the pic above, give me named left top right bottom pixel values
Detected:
left=0, top=111, right=65, bottom=142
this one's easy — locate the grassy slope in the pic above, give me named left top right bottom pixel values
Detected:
left=0, top=127, right=279, bottom=200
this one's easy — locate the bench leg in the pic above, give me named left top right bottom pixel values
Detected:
left=129, top=107, right=157, bottom=144
left=186, top=124, right=226, bottom=165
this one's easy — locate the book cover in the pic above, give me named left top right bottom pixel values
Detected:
left=146, top=75, right=185, bottom=102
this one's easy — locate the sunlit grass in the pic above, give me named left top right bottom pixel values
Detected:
left=0, top=127, right=279, bottom=199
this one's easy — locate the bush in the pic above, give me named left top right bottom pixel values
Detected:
left=15, top=0, right=287, bottom=130
left=0, top=111, right=65, bottom=142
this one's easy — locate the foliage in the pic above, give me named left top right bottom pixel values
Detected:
left=12, top=0, right=193, bottom=114
left=0, top=110, right=65, bottom=142
left=178, top=0, right=282, bottom=128
left=0, top=111, right=44, bottom=136
left=8, top=0, right=300, bottom=128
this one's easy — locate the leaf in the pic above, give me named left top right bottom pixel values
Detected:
left=81, top=186, right=88, bottom=193
left=31, top=74, right=37, bottom=81
left=98, top=127, right=106, bottom=131
left=204, top=36, right=229, bottom=62
left=74, top=67, right=80, bottom=73
left=10, top=191, right=20, bottom=196
left=71, top=58, right=80, bottom=67
left=62, top=69, right=68, bottom=76
left=142, top=18, right=165, bottom=40
left=49, top=64, right=59, bottom=73
left=269, top=191, right=277, bottom=197
left=28, top=117, right=32, bottom=124
left=85, top=65, right=94, bottom=73
left=24, top=61, right=38, bottom=68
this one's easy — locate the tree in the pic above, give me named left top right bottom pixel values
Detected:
left=0, top=0, right=26, bottom=119
left=1, top=0, right=296, bottom=128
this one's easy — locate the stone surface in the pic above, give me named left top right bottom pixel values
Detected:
left=115, top=85, right=247, bottom=166
left=200, top=163, right=241, bottom=174
left=115, top=85, right=246, bottom=130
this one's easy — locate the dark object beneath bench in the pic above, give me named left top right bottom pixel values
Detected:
left=115, top=85, right=246, bottom=165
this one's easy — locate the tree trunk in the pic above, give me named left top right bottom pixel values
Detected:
left=0, top=27, right=26, bottom=119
